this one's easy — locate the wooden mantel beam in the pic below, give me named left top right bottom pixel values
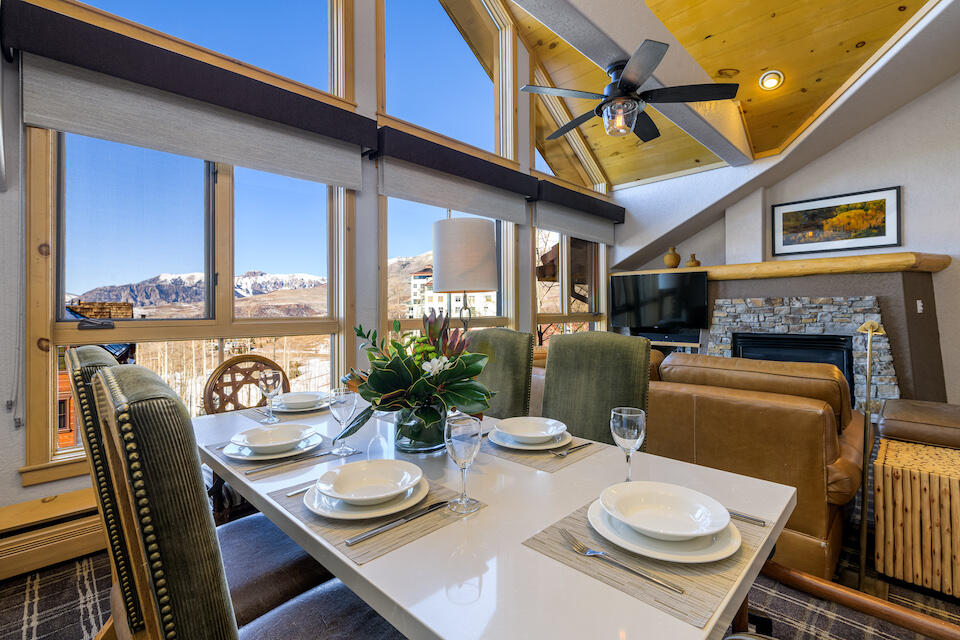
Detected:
left=611, top=252, right=951, bottom=281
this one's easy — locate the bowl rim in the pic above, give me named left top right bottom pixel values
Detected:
left=229, top=424, right=316, bottom=450
left=599, top=481, right=729, bottom=539
left=315, top=458, right=424, bottom=502
left=494, top=416, right=567, bottom=442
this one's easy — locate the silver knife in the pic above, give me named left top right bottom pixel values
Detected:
left=345, top=500, right=450, bottom=546
left=729, top=510, right=767, bottom=527
left=244, top=449, right=355, bottom=476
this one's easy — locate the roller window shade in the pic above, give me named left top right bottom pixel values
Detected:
left=533, top=201, right=615, bottom=245
left=378, top=157, right=527, bottom=225
left=22, top=54, right=362, bottom=190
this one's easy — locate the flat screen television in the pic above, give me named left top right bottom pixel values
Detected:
left=609, top=272, right=708, bottom=330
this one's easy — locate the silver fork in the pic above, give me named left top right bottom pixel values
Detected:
left=551, top=442, right=592, bottom=458
left=559, top=528, right=684, bottom=594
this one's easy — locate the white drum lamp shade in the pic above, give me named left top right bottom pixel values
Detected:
left=432, top=218, right=498, bottom=293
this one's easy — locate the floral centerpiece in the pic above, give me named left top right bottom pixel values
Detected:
left=337, top=311, right=495, bottom=453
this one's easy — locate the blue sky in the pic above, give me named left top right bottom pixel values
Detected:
left=66, top=0, right=496, bottom=292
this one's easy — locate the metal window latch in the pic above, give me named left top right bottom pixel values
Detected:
left=78, top=318, right=115, bottom=330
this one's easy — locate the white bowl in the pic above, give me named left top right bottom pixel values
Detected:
left=494, top=417, right=567, bottom=444
left=599, top=481, right=730, bottom=542
left=315, top=459, right=423, bottom=506
left=278, top=391, right=326, bottom=410
left=229, top=424, right=316, bottom=454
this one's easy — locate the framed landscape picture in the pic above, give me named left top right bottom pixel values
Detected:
left=771, top=186, right=901, bottom=256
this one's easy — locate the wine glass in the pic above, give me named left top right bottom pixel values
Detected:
left=329, top=387, right=358, bottom=457
left=445, top=414, right=483, bottom=514
left=255, top=369, right=282, bottom=424
left=610, top=407, right=645, bottom=482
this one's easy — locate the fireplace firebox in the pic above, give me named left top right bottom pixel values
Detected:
left=731, top=333, right=855, bottom=394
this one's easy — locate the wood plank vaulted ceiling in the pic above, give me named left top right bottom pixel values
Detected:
left=508, top=0, right=924, bottom=188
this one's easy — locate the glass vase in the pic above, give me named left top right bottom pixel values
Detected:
left=395, top=403, right=447, bottom=453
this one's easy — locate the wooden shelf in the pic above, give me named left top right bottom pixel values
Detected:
left=650, top=340, right=700, bottom=348
left=612, top=252, right=951, bottom=281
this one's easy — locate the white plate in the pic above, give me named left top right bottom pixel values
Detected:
left=315, top=459, right=423, bottom=506
left=222, top=433, right=323, bottom=461
left=230, top=424, right=317, bottom=454
left=277, top=391, right=328, bottom=410
left=272, top=398, right=329, bottom=413
left=587, top=499, right=741, bottom=564
left=600, top=481, right=730, bottom=541
left=494, top=417, right=567, bottom=444
left=303, top=477, right=430, bottom=520
left=487, top=429, right=573, bottom=451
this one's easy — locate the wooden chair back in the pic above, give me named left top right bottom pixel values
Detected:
left=202, top=354, right=290, bottom=414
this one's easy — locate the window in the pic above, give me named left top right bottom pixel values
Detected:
left=61, top=134, right=208, bottom=320
left=382, top=197, right=511, bottom=332
left=383, top=0, right=497, bottom=153
left=233, top=168, right=329, bottom=318
left=534, top=149, right=554, bottom=176
left=24, top=128, right=348, bottom=485
left=81, top=0, right=332, bottom=92
left=534, top=228, right=606, bottom=346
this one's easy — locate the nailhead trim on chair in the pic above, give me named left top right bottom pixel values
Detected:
left=100, top=368, right=178, bottom=640
left=65, top=349, right=144, bottom=632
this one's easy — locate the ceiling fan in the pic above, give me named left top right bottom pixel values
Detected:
left=522, top=39, right=739, bottom=143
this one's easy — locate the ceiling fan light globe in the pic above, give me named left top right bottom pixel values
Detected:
left=602, top=98, right=639, bottom=137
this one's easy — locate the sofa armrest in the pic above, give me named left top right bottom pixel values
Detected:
left=826, top=411, right=870, bottom=506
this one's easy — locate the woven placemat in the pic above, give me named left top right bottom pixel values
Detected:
left=268, top=482, right=485, bottom=565
left=522, top=501, right=767, bottom=628
left=203, top=440, right=338, bottom=479
left=480, top=436, right=601, bottom=472
left=239, top=406, right=329, bottom=424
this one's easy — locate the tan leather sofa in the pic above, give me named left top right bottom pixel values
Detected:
left=647, top=352, right=869, bottom=579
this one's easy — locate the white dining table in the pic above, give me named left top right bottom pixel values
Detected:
left=194, top=408, right=796, bottom=640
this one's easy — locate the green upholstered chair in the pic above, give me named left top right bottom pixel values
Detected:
left=540, top=332, right=652, bottom=446
left=470, top=328, right=534, bottom=419
left=91, top=364, right=402, bottom=640
left=67, top=347, right=333, bottom=629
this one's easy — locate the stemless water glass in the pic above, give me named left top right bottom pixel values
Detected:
left=610, top=407, right=646, bottom=482
left=255, top=369, right=283, bottom=424
left=329, top=387, right=359, bottom=456
left=444, top=414, right=483, bottom=514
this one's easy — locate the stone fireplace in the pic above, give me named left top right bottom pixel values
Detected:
left=706, top=296, right=899, bottom=411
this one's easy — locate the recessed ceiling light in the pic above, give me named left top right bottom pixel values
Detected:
left=759, top=70, right=784, bottom=90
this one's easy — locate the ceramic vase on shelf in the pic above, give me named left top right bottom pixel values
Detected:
left=663, top=247, right=681, bottom=268
left=685, top=254, right=701, bottom=268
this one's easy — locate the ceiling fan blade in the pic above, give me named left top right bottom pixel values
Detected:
left=640, top=83, right=739, bottom=103
left=618, top=40, right=669, bottom=92
left=521, top=84, right=606, bottom=101
left=633, top=110, right=660, bottom=143
left=546, top=110, right=597, bottom=140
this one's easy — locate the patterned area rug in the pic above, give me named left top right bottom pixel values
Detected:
left=1, top=547, right=958, bottom=639
left=0, top=554, right=111, bottom=640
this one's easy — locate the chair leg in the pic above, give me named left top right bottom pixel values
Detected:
left=733, top=597, right=749, bottom=632
left=208, top=473, right=229, bottom=526
left=94, top=616, right=116, bottom=640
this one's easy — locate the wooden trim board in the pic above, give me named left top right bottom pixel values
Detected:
left=612, top=253, right=951, bottom=281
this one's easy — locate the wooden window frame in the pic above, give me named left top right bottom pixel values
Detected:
left=29, top=0, right=355, bottom=109
left=532, top=227, right=608, bottom=336
left=377, top=194, right=516, bottom=336
left=375, top=0, right=519, bottom=170
left=21, top=127, right=354, bottom=485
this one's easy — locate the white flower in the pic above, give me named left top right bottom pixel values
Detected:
left=422, top=356, right=451, bottom=376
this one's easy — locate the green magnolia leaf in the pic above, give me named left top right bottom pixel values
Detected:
left=408, top=376, right=438, bottom=402
left=438, top=379, right=493, bottom=414
left=393, top=319, right=401, bottom=333
left=414, top=405, right=444, bottom=431
left=334, top=405, right=375, bottom=442
left=430, top=352, right=488, bottom=385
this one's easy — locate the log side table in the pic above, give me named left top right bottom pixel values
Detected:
left=874, top=438, right=960, bottom=594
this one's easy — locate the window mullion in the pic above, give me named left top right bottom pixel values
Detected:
left=212, top=163, right=234, bottom=333
left=559, top=234, right=571, bottom=317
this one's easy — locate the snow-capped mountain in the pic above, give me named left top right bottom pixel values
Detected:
left=71, top=270, right=326, bottom=307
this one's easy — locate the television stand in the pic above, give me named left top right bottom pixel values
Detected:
left=627, top=329, right=701, bottom=353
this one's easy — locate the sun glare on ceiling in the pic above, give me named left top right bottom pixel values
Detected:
left=759, top=70, right=784, bottom=91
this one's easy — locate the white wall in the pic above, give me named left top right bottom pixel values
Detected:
left=765, top=71, right=960, bottom=401
left=724, top=188, right=765, bottom=264
left=638, top=218, right=725, bottom=271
